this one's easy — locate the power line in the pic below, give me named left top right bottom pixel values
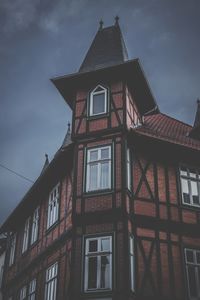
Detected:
left=0, top=163, right=34, bottom=183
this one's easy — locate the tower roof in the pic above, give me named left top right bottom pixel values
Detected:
left=79, top=19, right=128, bottom=72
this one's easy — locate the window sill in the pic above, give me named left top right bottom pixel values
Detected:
left=87, top=112, right=109, bottom=120
left=83, top=189, right=113, bottom=198
left=46, top=220, right=59, bottom=234
left=182, top=203, right=200, bottom=211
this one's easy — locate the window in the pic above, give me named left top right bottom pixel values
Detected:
left=28, top=278, right=36, bottom=300
left=45, top=262, right=58, bottom=300
left=180, top=167, right=200, bottom=207
left=31, top=207, right=39, bottom=245
left=9, top=233, right=16, bottom=266
left=129, top=236, right=135, bottom=291
left=84, top=236, right=112, bottom=292
left=19, top=286, right=27, bottom=300
left=89, top=85, right=108, bottom=116
left=22, top=217, right=30, bottom=253
left=47, top=184, right=60, bottom=229
left=127, top=148, right=131, bottom=190
left=185, top=248, right=200, bottom=299
left=86, top=146, right=112, bottom=192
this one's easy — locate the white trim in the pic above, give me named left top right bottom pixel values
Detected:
left=129, top=235, right=135, bottom=292
left=31, top=207, right=39, bottom=245
left=22, top=217, right=31, bottom=253
left=9, top=233, right=16, bottom=266
left=86, top=146, right=112, bottom=192
left=180, top=167, right=200, bottom=208
left=89, top=85, right=107, bottom=116
left=45, top=262, right=58, bottom=300
left=47, top=183, right=60, bottom=229
left=84, top=235, right=112, bottom=292
left=184, top=248, right=200, bottom=299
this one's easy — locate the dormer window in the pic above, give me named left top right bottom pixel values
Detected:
left=89, top=85, right=108, bottom=116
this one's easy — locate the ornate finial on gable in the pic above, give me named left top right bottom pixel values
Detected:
left=99, top=19, right=104, bottom=30
left=67, top=122, right=71, bottom=133
left=115, top=16, right=119, bottom=26
left=40, top=153, right=49, bottom=175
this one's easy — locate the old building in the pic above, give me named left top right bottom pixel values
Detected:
left=1, top=18, right=200, bottom=300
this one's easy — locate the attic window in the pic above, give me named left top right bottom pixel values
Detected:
left=89, top=85, right=108, bottom=116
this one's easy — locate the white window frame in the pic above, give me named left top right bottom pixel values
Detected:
left=180, top=167, right=200, bottom=208
left=86, top=146, right=112, bottom=192
left=19, top=285, right=27, bottom=300
left=89, top=85, right=108, bottom=116
left=185, top=248, right=200, bottom=299
left=9, top=233, right=16, bottom=266
left=45, top=262, right=58, bottom=300
left=127, top=148, right=131, bottom=190
left=84, top=235, right=112, bottom=292
left=28, top=278, right=36, bottom=300
left=47, top=184, right=60, bottom=229
left=129, top=235, right=135, bottom=292
left=31, top=207, right=39, bottom=245
left=22, top=217, right=31, bottom=253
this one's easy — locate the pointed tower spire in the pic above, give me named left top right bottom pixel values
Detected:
left=79, top=18, right=128, bottom=72
left=194, top=99, right=200, bottom=128
left=62, top=122, right=71, bottom=148
left=99, top=19, right=104, bottom=30
left=40, top=153, right=49, bottom=175
left=115, top=16, right=119, bottom=26
left=189, top=99, right=200, bottom=139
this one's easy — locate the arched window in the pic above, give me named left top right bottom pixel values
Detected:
left=89, top=85, right=108, bottom=116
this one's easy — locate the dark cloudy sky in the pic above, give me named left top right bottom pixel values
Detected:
left=0, top=0, right=200, bottom=225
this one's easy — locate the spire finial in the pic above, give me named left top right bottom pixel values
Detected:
left=99, top=19, right=103, bottom=30
left=67, top=122, right=71, bottom=133
left=45, top=153, right=48, bottom=160
left=197, top=98, right=200, bottom=105
left=115, top=16, right=119, bottom=26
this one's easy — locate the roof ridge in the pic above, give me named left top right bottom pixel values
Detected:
left=148, top=112, right=193, bottom=129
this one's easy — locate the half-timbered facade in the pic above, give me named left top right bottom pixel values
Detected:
left=1, top=19, right=200, bottom=300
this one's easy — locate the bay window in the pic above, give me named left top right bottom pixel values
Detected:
left=89, top=85, right=108, bottom=116
left=84, top=235, right=112, bottom=292
left=180, top=167, right=200, bottom=207
left=86, top=146, right=112, bottom=192
left=185, top=248, right=200, bottom=299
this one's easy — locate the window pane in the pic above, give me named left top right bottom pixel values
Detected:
left=186, top=250, right=194, bottom=263
left=89, top=150, right=98, bottom=162
left=92, top=93, right=105, bottom=115
left=101, top=148, right=109, bottom=159
left=190, top=170, right=196, bottom=178
left=100, top=162, right=109, bottom=189
left=180, top=168, right=187, bottom=176
left=100, top=255, right=110, bottom=289
left=101, top=238, right=110, bottom=252
left=181, top=178, right=189, bottom=193
left=197, top=252, right=200, bottom=264
left=89, top=240, right=98, bottom=252
left=89, top=164, right=98, bottom=190
left=187, top=265, right=198, bottom=297
left=88, top=257, right=97, bottom=289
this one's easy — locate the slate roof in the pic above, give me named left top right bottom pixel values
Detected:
left=79, top=23, right=129, bottom=72
left=133, top=113, right=200, bottom=151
